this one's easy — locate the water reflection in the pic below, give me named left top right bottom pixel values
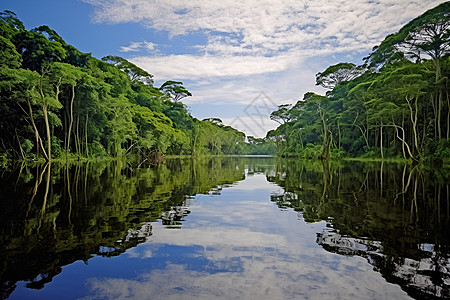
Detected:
left=0, top=157, right=449, bottom=299
left=81, top=173, right=406, bottom=300
left=0, top=157, right=245, bottom=299
left=268, top=160, right=450, bottom=299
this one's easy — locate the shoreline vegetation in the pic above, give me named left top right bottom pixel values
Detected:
left=0, top=2, right=449, bottom=166
left=268, top=2, right=450, bottom=165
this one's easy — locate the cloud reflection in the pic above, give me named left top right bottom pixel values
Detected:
left=81, top=174, right=409, bottom=300
left=83, top=226, right=409, bottom=299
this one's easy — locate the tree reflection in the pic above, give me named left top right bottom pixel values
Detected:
left=268, top=160, right=450, bottom=299
left=0, top=157, right=244, bottom=298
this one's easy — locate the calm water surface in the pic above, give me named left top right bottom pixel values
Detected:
left=0, top=157, right=449, bottom=299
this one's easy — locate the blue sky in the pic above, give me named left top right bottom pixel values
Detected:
left=1, top=0, right=445, bottom=137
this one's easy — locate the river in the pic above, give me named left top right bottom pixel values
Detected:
left=0, top=157, right=449, bottom=299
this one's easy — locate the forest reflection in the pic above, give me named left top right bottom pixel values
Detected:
left=0, top=157, right=246, bottom=298
left=268, top=160, right=450, bottom=299
left=1, top=158, right=449, bottom=300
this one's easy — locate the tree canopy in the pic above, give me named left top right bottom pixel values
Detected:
left=269, top=2, right=450, bottom=163
left=0, top=11, right=255, bottom=161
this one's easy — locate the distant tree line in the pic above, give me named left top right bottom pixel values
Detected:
left=268, top=2, right=450, bottom=163
left=0, top=11, right=251, bottom=162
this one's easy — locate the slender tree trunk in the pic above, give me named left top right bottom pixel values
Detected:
left=406, top=95, right=419, bottom=154
left=338, top=121, right=341, bottom=150
left=422, top=107, right=426, bottom=150
left=435, top=57, right=442, bottom=140
left=447, top=90, right=449, bottom=139
left=16, top=130, right=25, bottom=159
left=380, top=124, right=384, bottom=159
left=395, top=121, right=406, bottom=159
left=85, top=112, right=89, bottom=157
left=42, top=105, right=52, bottom=162
left=75, top=115, right=80, bottom=155
left=438, top=91, right=442, bottom=140
left=26, top=98, right=47, bottom=160
left=431, top=93, right=437, bottom=138
left=67, top=84, right=75, bottom=152
left=393, top=123, right=415, bottom=160
left=318, top=103, right=330, bottom=160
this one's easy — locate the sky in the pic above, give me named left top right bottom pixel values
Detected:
left=1, top=0, right=446, bottom=137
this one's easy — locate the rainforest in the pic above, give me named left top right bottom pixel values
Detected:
left=1, top=2, right=450, bottom=300
left=0, top=10, right=272, bottom=163
left=268, top=2, right=450, bottom=164
left=1, top=3, right=450, bottom=163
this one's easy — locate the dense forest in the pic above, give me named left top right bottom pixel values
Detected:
left=268, top=2, right=450, bottom=164
left=0, top=11, right=252, bottom=162
left=1, top=3, right=449, bottom=163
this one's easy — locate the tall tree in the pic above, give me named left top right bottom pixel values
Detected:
left=102, top=55, right=154, bottom=85
left=160, top=81, right=192, bottom=102
left=315, top=63, right=364, bottom=90
left=270, top=104, right=292, bottom=124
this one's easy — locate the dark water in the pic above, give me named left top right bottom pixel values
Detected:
left=0, top=157, right=449, bottom=300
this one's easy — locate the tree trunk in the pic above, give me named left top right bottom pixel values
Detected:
left=27, top=98, right=48, bottom=160
left=16, top=130, right=25, bottom=159
left=318, top=103, right=330, bottom=160
left=338, top=121, right=341, bottom=150
left=75, top=115, right=80, bottom=155
left=42, top=105, right=52, bottom=162
left=406, top=95, right=419, bottom=154
left=85, top=112, right=89, bottom=157
left=380, top=124, right=384, bottom=160
left=435, top=57, right=442, bottom=140
left=393, top=123, right=415, bottom=160
left=431, top=93, right=437, bottom=138
left=438, top=91, right=442, bottom=140
left=447, top=90, right=449, bottom=139
left=67, top=84, right=75, bottom=152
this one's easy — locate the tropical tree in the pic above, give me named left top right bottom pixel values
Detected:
left=102, top=55, right=154, bottom=85
left=315, top=63, right=364, bottom=90
left=270, top=104, right=292, bottom=124
left=160, top=80, right=192, bottom=102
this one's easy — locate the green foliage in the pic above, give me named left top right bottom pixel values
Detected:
left=365, top=1, right=450, bottom=67
left=0, top=10, right=25, bottom=31
left=315, top=62, right=364, bottom=89
left=0, top=11, right=245, bottom=160
left=0, top=35, right=21, bottom=68
left=270, top=2, right=450, bottom=162
left=160, top=80, right=192, bottom=102
left=102, top=55, right=154, bottom=85
left=236, top=136, right=277, bottom=155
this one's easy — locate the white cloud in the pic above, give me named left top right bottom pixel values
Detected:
left=119, top=41, right=141, bottom=52
left=119, top=41, right=158, bottom=53
left=83, top=0, right=444, bottom=136
left=130, top=52, right=299, bottom=80
left=85, top=0, right=443, bottom=57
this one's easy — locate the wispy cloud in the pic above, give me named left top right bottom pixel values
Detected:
left=84, top=0, right=443, bottom=57
left=119, top=41, right=158, bottom=53
left=85, top=0, right=443, bottom=80
left=130, top=52, right=299, bottom=80
left=82, top=0, right=444, bottom=136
